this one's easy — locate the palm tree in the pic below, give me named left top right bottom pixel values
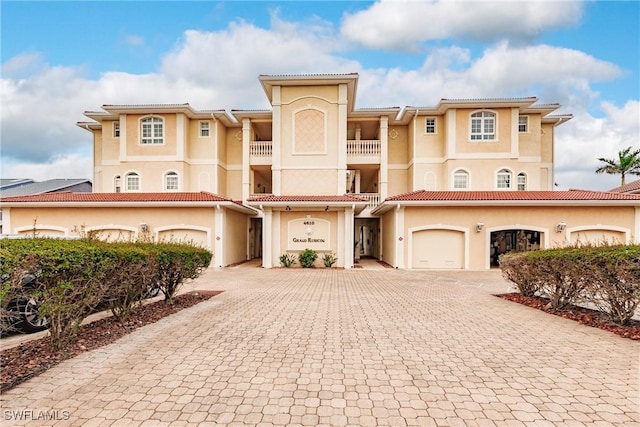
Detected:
left=595, top=146, right=640, bottom=186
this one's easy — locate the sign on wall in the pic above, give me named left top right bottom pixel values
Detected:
left=288, top=217, right=330, bottom=251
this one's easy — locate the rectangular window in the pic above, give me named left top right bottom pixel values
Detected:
left=519, top=116, right=528, bottom=133
left=113, top=122, right=120, bottom=138
left=470, top=111, right=496, bottom=141
left=497, top=174, right=511, bottom=189
left=453, top=173, right=468, bottom=189
left=425, top=118, right=436, bottom=134
left=200, top=121, right=210, bottom=137
left=141, top=117, right=164, bottom=144
left=126, top=175, right=140, bottom=191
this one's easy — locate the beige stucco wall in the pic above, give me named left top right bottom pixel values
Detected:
left=400, top=205, right=637, bottom=270
left=518, top=114, right=542, bottom=157
left=5, top=206, right=220, bottom=265
left=388, top=126, right=409, bottom=164
left=278, top=211, right=339, bottom=266
left=454, top=108, right=512, bottom=154
left=413, top=116, right=445, bottom=158
left=125, top=114, right=177, bottom=157
left=187, top=119, right=215, bottom=160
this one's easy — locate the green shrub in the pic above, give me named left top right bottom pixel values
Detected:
left=323, top=253, right=338, bottom=268
left=298, top=248, right=318, bottom=268
left=279, top=253, right=296, bottom=267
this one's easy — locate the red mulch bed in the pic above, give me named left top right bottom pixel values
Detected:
left=498, top=293, right=640, bottom=341
left=0, top=291, right=221, bottom=392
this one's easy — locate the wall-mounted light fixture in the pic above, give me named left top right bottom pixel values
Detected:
left=285, top=205, right=291, bottom=211
left=555, top=221, right=567, bottom=233
left=324, top=206, right=329, bottom=211
left=475, top=222, right=484, bottom=233
left=140, top=220, right=149, bottom=233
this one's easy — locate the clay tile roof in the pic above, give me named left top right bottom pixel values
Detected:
left=609, top=179, right=640, bottom=194
left=0, top=192, right=234, bottom=203
left=384, top=190, right=640, bottom=202
left=247, top=194, right=368, bottom=203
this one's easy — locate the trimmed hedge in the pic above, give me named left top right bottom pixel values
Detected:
left=0, top=238, right=212, bottom=350
left=500, top=245, right=640, bottom=325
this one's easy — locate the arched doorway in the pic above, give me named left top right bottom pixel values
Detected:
left=490, top=229, right=542, bottom=267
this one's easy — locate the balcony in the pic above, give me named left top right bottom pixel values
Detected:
left=355, top=193, right=381, bottom=211
left=250, top=141, right=272, bottom=165
left=347, top=140, right=380, bottom=163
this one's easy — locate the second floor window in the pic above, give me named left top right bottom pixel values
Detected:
left=165, top=172, right=179, bottom=190
left=470, top=111, right=495, bottom=141
left=126, top=172, right=140, bottom=191
left=113, top=122, right=120, bottom=138
left=141, top=117, right=164, bottom=144
left=114, top=175, right=122, bottom=193
left=497, top=169, right=512, bottom=189
left=425, top=118, right=436, bottom=134
left=200, top=121, right=210, bottom=137
left=453, top=170, right=469, bottom=189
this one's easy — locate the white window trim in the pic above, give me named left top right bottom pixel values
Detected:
left=164, top=171, right=180, bottom=191
left=113, top=122, right=120, bottom=138
left=125, top=171, right=141, bottom=192
left=139, top=116, right=164, bottom=145
left=496, top=168, right=513, bottom=190
left=425, top=117, right=437, bottom=134
left=452, top=168, right=470, bottom=190
left=469, top=110, right=497, bottom=142
left=518, top=116, right=529, bottom=133
left=199, top=120, right=210, bottom=138
left=517, top=172, right=527, bottom=191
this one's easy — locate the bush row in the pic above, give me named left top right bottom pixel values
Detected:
left=0, top=238, right=212, bottom=349
left=500, top=245, right=640, bottom=325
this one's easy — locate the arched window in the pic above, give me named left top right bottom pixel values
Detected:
left=164, top=171, right=179, bottom=191
left=517, top=173, right=527, bottom=191
left=114, top=175, right=122, bottom=193
left=497, top=169, right=512, bottom=189
left=141, top=116, right=164, bottom=144
left=126, top=172, right=140, bottom=191
left=470, top=111, right=496, bottom=141
left=453, top=170, right=469, bottom=190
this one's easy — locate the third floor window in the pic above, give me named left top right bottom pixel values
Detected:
left=470, top=111, right=495, bottom=141
left=141, top=117, right=164, bottom=144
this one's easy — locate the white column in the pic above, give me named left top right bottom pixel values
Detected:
left=337, top=83, right=348, bottom=194
left=262, top=208, right=273, bottom=268
left=2, top=207, right=10, bottom=234
left=242, top=118, right=251, bottom=202
left=343, top=206, right=355, bottom=268
left=337, top=210, right=345, bottom=267
left=272, top=87, right=282, bottom=195
left=272, top=211, right=281, bottom=267
left=380, top=116, right=389, bottom=200
left=394, top=205, right=405, bottom=268
left=214, top=205, right=225, bottom=268
left=635, top=207, right=640, bottom=245
left=213, top=118, right=219, bottom=194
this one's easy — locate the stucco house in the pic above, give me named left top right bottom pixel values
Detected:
left=2, top=73, right=639, bottom=269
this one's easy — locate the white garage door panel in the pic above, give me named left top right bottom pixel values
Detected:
left=158, top=229, right=208, bottom=248
left=571, top=230, right=624, bottom=245
left=412, top=229, right=464, bottom=269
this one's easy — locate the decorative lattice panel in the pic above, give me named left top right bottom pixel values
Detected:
left=294, top=109, right=325, bottom=153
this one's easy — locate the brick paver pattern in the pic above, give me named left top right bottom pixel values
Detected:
left=1, top=267, right=638, bottom=426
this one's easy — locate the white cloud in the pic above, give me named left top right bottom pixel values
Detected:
left=341, top=0, right=584, bottom=50
left=126, top=35, right=144, bottom=46
left=2, top=154, right=93, bottom=181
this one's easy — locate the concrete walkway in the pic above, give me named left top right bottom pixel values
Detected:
left=1, top=267, right=638, bottom=426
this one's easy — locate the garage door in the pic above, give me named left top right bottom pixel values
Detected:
left=570, top=230, right=624, bottom=246
left=412, top=229, right=464, bottom=269
left=158, top=228, right=208, bottom=248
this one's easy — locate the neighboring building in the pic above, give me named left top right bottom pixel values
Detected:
left=0, top=178, right=92, bottom=234
left=610, top=179, right=640, bottom=195
left=2, top=73, right=639, bottom=269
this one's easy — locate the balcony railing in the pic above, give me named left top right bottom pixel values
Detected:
left=347, top=140, right=380, bottom=157
left=356, top=193, right=381, bottom=210
left=250, top=141, right=272, bottom=157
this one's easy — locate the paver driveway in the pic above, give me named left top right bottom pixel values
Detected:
left=1, top=266, right=638, bottom=426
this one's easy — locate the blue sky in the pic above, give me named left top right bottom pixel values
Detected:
left=1, top=1, right=639, bottom=190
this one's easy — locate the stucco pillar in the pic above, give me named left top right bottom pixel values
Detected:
left=272, top=87, right=282, bottom=195
left=635, top=207, right=640, bottom=244
left=262, top=208, right=273, bottom=268
left=272, top=211, right=281, bottom=268
left=2, top=208, right=10, bottom=234
left=380, top=116, right=389, bottom=200
left=176, top=113, right=186, bottom=162
left=343, top=206, right=355, bottom=268
left=394, top=205, right=405, bottom=268
left=119, top=114, right=127, bottom=162
left=337, top=209, right=345, bottom=268
left=214, top=205, right=224, bottom=268
left=242, top=118, right=251, bottom=202
left=337, top=83, right=348, bottom=194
